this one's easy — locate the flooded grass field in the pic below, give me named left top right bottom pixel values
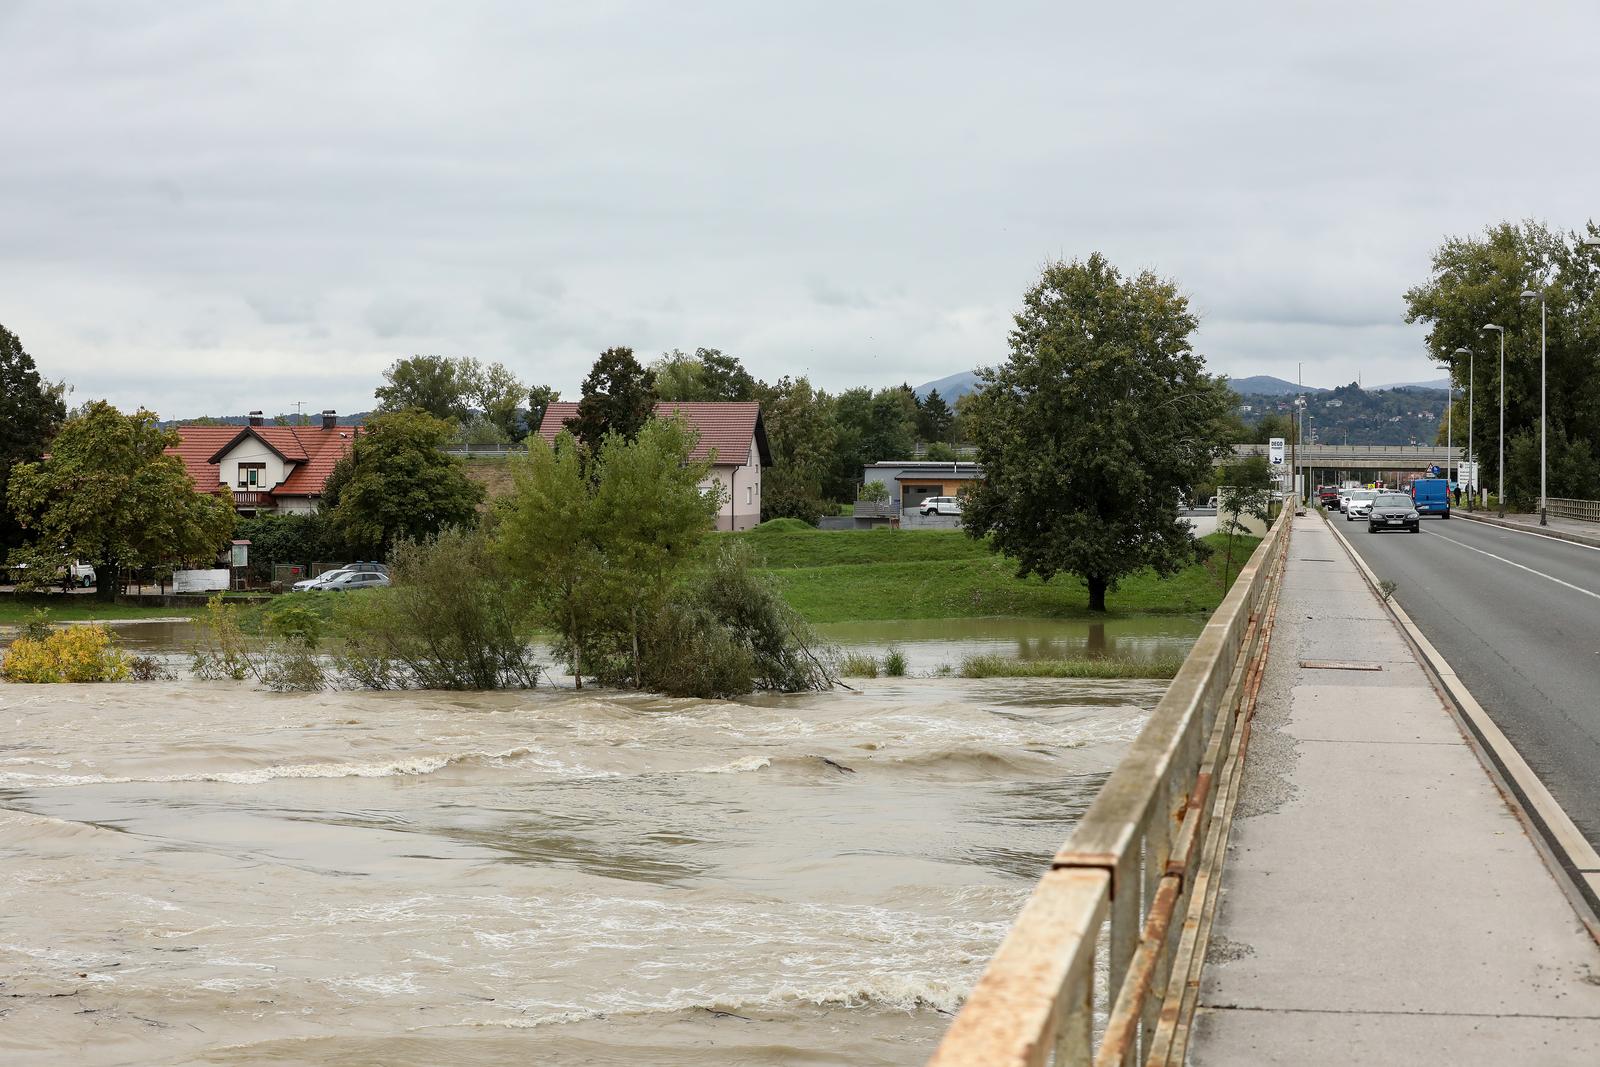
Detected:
left=0, top=620, right=1182, bottom=1064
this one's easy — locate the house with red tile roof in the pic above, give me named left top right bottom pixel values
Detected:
left=536, top=401, right=772, bottom=531
left=167, top=410, right=358, bottom=516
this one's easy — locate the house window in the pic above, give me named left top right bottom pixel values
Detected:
left=746, top=485, right=753, bottom=506
left=238, top=463, right=266, bottom=488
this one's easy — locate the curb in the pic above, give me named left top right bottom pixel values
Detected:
left=1321, top=512, right=1600, bottom=939
left=1455, top=510, right=1600, bottom=550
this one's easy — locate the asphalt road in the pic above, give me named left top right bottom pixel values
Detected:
left=1337, top=511, right=1600, bottom=850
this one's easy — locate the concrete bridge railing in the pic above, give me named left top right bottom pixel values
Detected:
left=1548, top=497, right=1600, bottom=524
left=928, top=505, right=1292, bottom=1067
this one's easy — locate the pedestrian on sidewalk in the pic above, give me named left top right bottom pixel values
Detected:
left=1453, top=484, right=1462, bottom=507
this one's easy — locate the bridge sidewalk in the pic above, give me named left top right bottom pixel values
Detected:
left=1189, top=512, right=1600, bottom=1065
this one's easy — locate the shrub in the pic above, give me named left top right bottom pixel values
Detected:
left=2, top=625, right=130, bottom=683
left=260, top=640, right=328, bottom=692
left=882, top=648, right=907, bottom=677
left=583, top=541, right=836, bottom=698
left=128, top=654, right=176, bottom=682
left=262, top=603, right=324, bottom=648
left=840, top=652, right=879, bottom=678
left=190, top=595, right=255, bottom=681
left=21, top=608, right=53, bottom=642
left=335, top=527, right=541, bottom=690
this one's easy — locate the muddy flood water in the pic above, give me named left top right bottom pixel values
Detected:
left=0, top=636, right=1172, bottom=1064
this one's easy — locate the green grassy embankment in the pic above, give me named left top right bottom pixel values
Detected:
left=727, top=523, right=1261, bottom=625
left=0, top=598, right=195, bottom=627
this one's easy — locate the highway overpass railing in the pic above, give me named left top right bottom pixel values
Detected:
left=1548, top=498, right=1600, bottom=524
left=928, top=505, right=1291, bottom=1067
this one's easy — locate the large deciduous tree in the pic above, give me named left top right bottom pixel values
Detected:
left=1404, top=220, right=1600, bottom=508
left=571, top=347, right=657, bottom=451
left=7, top=401, right=235, bottom=599
left=374, top=355, right=478, bottom=423
left=757, top=375, right=836, bottom=524
left=653, top=347, right=759, bottom=403
left=0, top=324, right=68, bottom=554
left=963, top=254, right=1233, bottom=611
left=328, top=410, right=484, bottom=556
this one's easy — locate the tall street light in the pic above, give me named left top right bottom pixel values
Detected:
left=1452, top=347, right=1471, bottom=498
left=1520, top=289, right=1548, bottom=525
left=1483, top=323, right=1506, bottom=516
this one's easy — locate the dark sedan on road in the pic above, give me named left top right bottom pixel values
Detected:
left=1367, top=492, right=1420, bottom=534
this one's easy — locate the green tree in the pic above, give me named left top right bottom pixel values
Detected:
left=498, top=430, right=604, bottom=687
left=653, top=347, right=758, bottom=402
left=917, top=388, right=955, bottom=443
left=374, top=355, right=478, bottom=423
left=571, top=346, right=657, bottom=452
left=474, top=361, right=528, bottom=441
left=588, top=417, right=718, bottom=687
left=7, top=401, right=235, bottom=600
left=1405, top=221, right=1600, bottom=501
left=1217, top=452, right=1273, bottom=587
left=0, top=324, right=68, bottom=554
left=328, top=410, right=484, bottom=557
left=526, top=384, right=561, bottom=436
left=757, top=375, right=836, bottom=523
left=963, top=254, right=1232, bottom=611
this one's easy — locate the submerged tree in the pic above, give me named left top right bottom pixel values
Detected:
left=963, top=254, right=1232, bottom=611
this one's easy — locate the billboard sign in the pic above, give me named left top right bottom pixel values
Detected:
left=1269, top=437, right=1286, bottom=465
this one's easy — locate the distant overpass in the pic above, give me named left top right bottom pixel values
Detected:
left=1223, top=442, right=1463, bottom=483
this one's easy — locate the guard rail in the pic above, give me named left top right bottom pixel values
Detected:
left=928, top=505, right=1291, bottom=1066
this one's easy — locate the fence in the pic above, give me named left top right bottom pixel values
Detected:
left=1547, top=497, right=1600, bottom=524
left=928, top=504, right=1291, bottom=1067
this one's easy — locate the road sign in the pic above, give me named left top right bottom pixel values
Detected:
left=1269, top=437, right=1286, bottom=465
left=1428, top=464, right=1440, bottom=477
left=1458, top=461, right=1478, bottom=490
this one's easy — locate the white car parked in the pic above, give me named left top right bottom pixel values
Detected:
left=919, top=496, right=963, bottom=517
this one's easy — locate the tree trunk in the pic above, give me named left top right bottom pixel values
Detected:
left=1086, top=574, right=1108, bottom=613
left=95, top=562, right=116, bottom=603
left=630, top=604, right=641, bottom=689
left=570, top=604, right=582, bottom=690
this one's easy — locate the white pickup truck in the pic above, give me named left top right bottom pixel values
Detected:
left=5, top=561, right=96, bottom=587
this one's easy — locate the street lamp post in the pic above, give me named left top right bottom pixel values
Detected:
left=1520, top=289, right=1547, bottom=525
left=1483, top=324, right=1506, bottom=516
left=1451, top=347, right=1471, bottom=498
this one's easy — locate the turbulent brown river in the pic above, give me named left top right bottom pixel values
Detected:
left=0, top=652, right=1171, bottom=1064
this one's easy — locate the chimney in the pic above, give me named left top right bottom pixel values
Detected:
left=321, top=409, right=337, bottom=431
left=248, top=410, right=264, bottom=426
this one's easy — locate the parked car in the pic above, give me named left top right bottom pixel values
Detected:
left=1368, top=492, right=1421, bottom=534
left=1205, top=496, right=1220, bottom=510
left=5, top=561, right=96, bottom=588
left=344, top=561, right=391, bottom=576
left=1344, top=489, right=1378, bottom=521
left=319, top=571, right=392, bottom=592
left=919, top=496, right=963, bottom=516
left=292, top=568, right=352, bottom=592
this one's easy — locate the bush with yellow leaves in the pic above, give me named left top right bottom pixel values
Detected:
left=1, top=624, right=130, bottom=683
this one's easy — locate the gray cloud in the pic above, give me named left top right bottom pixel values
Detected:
left=1, top=0, right=1597, bottom=419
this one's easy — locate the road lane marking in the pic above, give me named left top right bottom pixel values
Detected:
left=1456, top=514, right=1600, bottom=554
left=1426, top=531, right=1600, bottom=602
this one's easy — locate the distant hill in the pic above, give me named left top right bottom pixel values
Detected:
left=1372, top=377, right=1450, bottom=391
left=914, top=369, right=981, bottom=402
left=159, top=411, right=370, bottom=429
left=1234, top=382, right=1447, bottom=446
left=1225, top=375, right=1325, bottom=396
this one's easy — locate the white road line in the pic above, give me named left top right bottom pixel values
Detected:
left=1427, top=530, right=1600, bottom=602
left=1461, top=516, right=1600, bottom=554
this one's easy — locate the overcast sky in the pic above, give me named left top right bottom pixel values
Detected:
left=2, top=1, right=1596, bottom=419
